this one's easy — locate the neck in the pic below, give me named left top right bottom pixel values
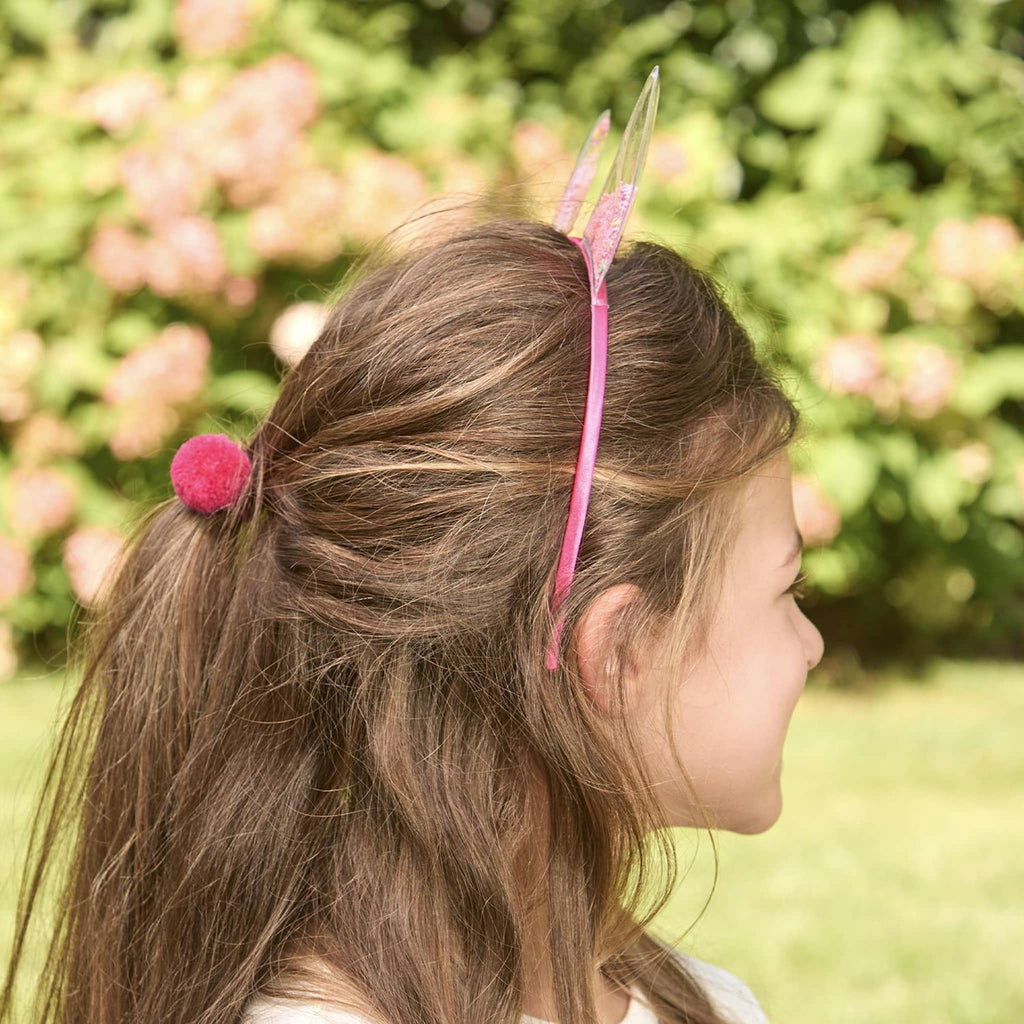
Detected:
left=519, top=962, right=632, bottom=1024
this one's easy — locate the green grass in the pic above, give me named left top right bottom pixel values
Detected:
left=651, top=659, right=1024, bottom=1024
left=3, top=660, right=1022, bottom=1023
left=1, top=667, right=77, bottom=1020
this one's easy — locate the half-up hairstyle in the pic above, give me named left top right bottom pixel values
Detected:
left=2, top=207, right=799, bottom=1024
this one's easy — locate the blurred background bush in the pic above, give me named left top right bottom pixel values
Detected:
left=0, top=0, right=1021, bottom=679
left=2, top=4, right=1023, bottom=1022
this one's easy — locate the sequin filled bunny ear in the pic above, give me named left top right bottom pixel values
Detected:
left=552, top=108, right=611, bottom=234
left=579, top=65, right=660, bottom=296
left=544, top=66, right=661, bottom=672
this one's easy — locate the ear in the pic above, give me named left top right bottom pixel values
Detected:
left=575, top=583, right=642, bottom=714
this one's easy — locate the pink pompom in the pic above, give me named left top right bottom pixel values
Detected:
left=170, top=433, right=252, bottom=515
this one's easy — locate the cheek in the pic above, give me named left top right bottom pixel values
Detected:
left=649, top=605, right=803, bottom=777
left=728, top=615, right=806, bottom=753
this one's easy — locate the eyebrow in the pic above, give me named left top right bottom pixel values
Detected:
left=780, top=529, right=804, bottom=569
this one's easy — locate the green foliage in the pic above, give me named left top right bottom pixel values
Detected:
left=0, top=0, right=1021, bottom=672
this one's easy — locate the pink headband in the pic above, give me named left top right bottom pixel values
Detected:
left=545, top=67, right=661, bottom=671
left=168, top=67, right=661, bottom=676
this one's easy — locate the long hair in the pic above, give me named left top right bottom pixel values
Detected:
left=2, top=210, right=799, bottom=1024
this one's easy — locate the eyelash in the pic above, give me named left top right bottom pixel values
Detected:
left=787, top=573, right=809, bottom=601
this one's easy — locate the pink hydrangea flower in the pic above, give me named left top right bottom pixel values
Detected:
left=952, top=441, right=993, bottom=485
left=102, top=323, right=211, bottom=406
left=0, top=534, right=35, bottom=606
left=928, top=215, right=1020, bottom=289
left=512, top=120, right=570, bottom=183
left=118, top=144, right=210, bottom=228
left=897, top=341, right=959, bottom=419
left=248, top=165, right=347, bottom=263
left=791, top=474, right=842, bottom=546
left=269, top=301, right=329, bottom=366
left=247, top=204, right=297, bottom=260
left=814, top=333, right=886, bottom=396
left=76, top=70, right=168, bottom=136
left=143, top=215, right=227, bottom=297
left=972, top=214, right=1019, bottom=258
left=87, top=223, right=148, bottom=293
left=224, top=275, right=258, bottom=308
left=63, top=524, right=126, bottom=607
left=187, top=56, right=320, bottom=208
left=834, top=229, right=915, bottom=291
left=4, top=467, right=77, bottom=538
left=108, top=401, right=181, bottom=461
left=340, top=152, right=430, bottom=245
left=928, top=217, right=973, bottom=279
left=237, top=54, right=319, bottom=129
left=0, top=387, right=31, bottom=422
left=648, top=135, right=689, bottom=182
left=172, top=0, right=254, bottom=58
left=11, top=412, right=84, bottom=464
left=867, top=376, right=901, bottom=420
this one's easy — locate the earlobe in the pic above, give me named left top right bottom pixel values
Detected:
left=575, top=583, right=642, bottom=714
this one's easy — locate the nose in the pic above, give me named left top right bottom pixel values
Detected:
left=804, top=615, right=825, bottom=672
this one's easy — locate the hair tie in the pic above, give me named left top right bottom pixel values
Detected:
left=170, top=433, right=253, bottom=517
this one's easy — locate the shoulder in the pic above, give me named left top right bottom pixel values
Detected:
left=669, top=948, right=771, bottom=1024
left=239, top=992, right=375, bottom=1024
left=239, top=950, right=771, bottom=1024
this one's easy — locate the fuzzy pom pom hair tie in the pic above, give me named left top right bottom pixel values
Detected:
left=170, top=432, right=253, bottom=518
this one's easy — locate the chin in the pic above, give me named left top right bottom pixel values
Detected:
left=730, top=788, right=783, bottom=835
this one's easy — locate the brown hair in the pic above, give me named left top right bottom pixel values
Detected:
left=2, top=208, right=799, bottom=1024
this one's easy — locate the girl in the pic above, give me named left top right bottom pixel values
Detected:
left=1, top=207, right=823, bottom=1024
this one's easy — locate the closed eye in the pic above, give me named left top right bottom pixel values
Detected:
left=787, top=573, right=808, bottom=601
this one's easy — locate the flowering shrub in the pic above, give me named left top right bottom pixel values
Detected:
left=0, top=0, right=1021, bottom=680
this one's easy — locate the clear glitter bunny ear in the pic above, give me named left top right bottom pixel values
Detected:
left=579, top=65, right=660, bottom=297
left=552, top=109, right=611, bottom=234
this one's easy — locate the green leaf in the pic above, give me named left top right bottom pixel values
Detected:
left=207, top=371, right=280, bottom=416
left=800, top=94, right=888, bottom=190
left=909, top=453, right=976, bottom=524
left=757, top=49, right=840, bottom=130
left=805, top=435, right=881, bottom=515
left=107, top=312, right=159, bottom=356
left=951, top=348, right=1024, bottom=418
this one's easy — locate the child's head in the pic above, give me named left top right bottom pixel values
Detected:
left=242, top=210, right=821, bottom=823
left=583, top=447, right=824, bottom=841
left=5, top=211, right=821, bottom=1024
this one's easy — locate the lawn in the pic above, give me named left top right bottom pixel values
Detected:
left=3, top=659, right=1022, bottom=1023
left=652, top=659, right=1024, bottom=1024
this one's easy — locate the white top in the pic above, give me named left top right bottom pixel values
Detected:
left=240, top=950, right=770, bottom=1024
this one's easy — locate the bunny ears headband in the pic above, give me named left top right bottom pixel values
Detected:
left=545, top=65, right=661, bottom=671
left=170, top=67, right=662, bottom=675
